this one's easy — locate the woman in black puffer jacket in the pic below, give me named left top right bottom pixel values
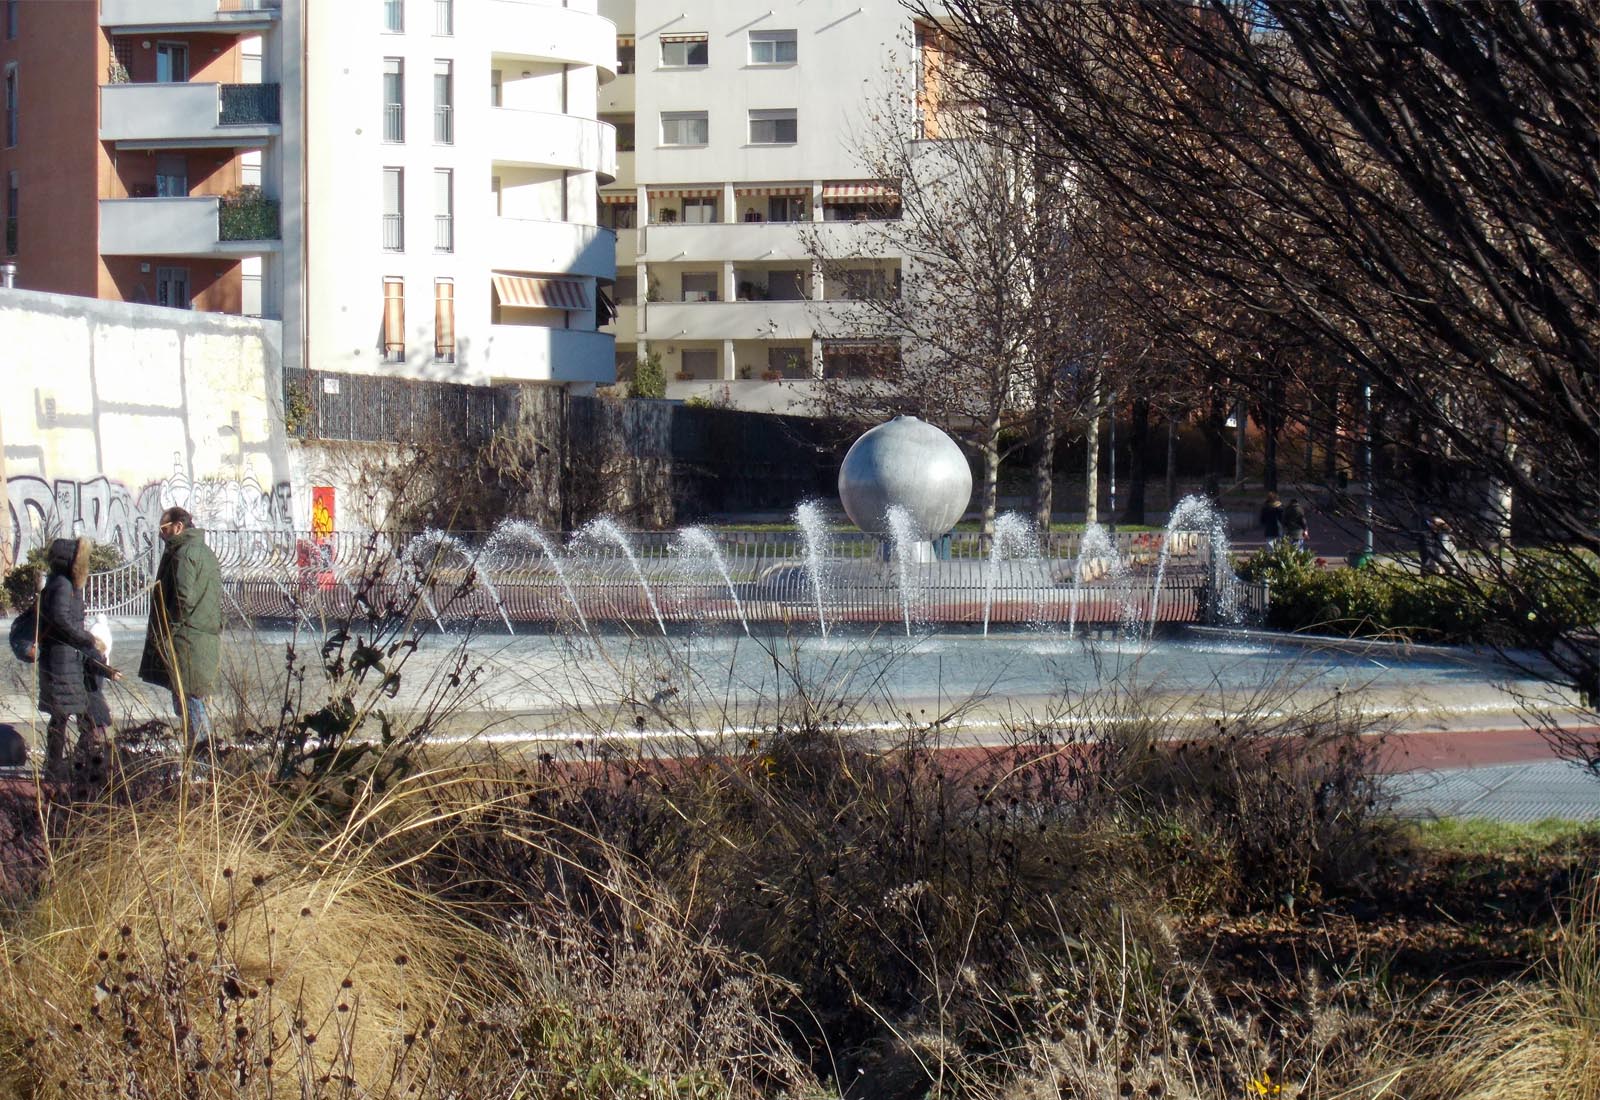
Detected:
left=36, top=538, right=105, bottom=776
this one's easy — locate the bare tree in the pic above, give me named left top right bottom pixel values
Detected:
left=917, top=0, right=1599, bottom=717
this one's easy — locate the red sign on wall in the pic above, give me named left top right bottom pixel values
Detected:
left=311, top=486, right=335, bottom=542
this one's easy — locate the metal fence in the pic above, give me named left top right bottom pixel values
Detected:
left=219, top=83, right=280, bottom=125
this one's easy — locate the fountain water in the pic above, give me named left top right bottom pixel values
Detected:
left=581, top=517, right=668, bottom=636
left=400, top=530, right=469, bottom=633
left=676, top=526, right=750, bottom=636
left=982, top=512, right=1039, bottom=636
left=1067, top=523, right=1132, bottom=639
left=793, top=502, right=832, bottom=637
left=486, top=520, right=590, bottom=633
left=1148, top=495, right=1235, bottom=635
left=884, top=504, right=922, bottom=637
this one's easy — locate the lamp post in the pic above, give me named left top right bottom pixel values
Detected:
left=1363, top=379, right=1374, bottom=558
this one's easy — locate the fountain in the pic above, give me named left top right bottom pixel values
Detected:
left=793, top=501, right=832, bottom=638
left=982, top=512, right=1041, bottom=637
left=1067, top=523, right=1131, bottom=639
left=885, top=504, right=922, bottom=636
left=486, top=520, right=589, bottom=634
left=676, top=526, right=749, bottom=636
left=1148, top=495, right=1234, bottom=637
left=580, top=517, right=668, bottom=636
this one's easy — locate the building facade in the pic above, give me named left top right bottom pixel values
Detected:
left=2, top=0, right=618, bottom=390
left=596, top=0, right=923, bottom=412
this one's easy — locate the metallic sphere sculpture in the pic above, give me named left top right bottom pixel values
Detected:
left=838, top=415, right=972, bottom=539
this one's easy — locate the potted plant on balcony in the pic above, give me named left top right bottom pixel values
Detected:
left=674, top=370, right=694, bottom=382
left=219, top=185, right=280, bottom=241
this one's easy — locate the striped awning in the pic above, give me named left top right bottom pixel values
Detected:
left=492, top=274, right=591, bottom=310
left=660, top=32, right=707, bottom=43
left=736, top=185, right=809, bottom=197
left=599, top=192, right=637, bottom=205
left=649, top=187, right=720, bottom=199
left=822, top=181, right=900, bottom=200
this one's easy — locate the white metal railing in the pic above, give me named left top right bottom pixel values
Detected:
left=82, top=560, right=153, bottom=618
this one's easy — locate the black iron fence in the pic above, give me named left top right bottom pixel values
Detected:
left=219, top=82, right=280, bottom=125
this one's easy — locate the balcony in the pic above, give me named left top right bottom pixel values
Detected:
left=100, top=0, right=281, bottom=32
left=482, top=325, right=615, bottom=383
left=640, top=218, right=894, bottom=264
left=100, top=196, right=281, bottom=256
left=487, top=0, right=617, bottom=83
left=605, top=303, right=639, bottom=338
left=101, top=82, right=280, bottom=149
left=643, top=299, right=844, bottom=342
left=598, top=72, right=634, bottom=113
left=488, top=109, right=616, bottom=182
left=488, top=219, right=614, bottom=280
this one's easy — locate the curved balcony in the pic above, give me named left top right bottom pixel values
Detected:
left=489, top=109, right=617, bottom=182
left=486, top=0, right=618, bottom=83
left=100, top=82, right=280, bottom=149
left=488, top=219, right=615, bottom=281
left=482, top=325, right=615, bottom=384
left=100, top=197, right=281, bottom=257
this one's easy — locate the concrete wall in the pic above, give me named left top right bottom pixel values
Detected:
left=1, top=287, right=293, bottom=567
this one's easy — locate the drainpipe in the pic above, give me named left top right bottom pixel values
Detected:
left=0, top=261, right=15, bottom=288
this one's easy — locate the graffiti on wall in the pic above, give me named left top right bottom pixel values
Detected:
left=7, top=455, right=292, bottom=566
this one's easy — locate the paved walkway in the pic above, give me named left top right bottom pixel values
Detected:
left=1389, top=760, right=1600, bottom=823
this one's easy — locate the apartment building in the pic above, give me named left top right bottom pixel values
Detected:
left=596, top=0, right=923, bottom=412
left=3, top=0, right=618, bottom=390
left=0, top=0, right=295, bottom=317
left=306, top=0, right=618, bottom=385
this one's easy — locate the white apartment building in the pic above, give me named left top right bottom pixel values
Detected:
left=596, top=0, right=920, bottom=412
left=302, top=0, right=619, bottom=386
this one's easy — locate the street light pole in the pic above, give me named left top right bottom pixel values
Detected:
left=1108, top=391, right=1118, bottom=532
left=1364, top=378, right=1374, bottom=558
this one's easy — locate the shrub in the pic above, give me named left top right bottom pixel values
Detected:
left=630, top=350, right=667, bottom=399
left=4, top=541, right=124, bottom=611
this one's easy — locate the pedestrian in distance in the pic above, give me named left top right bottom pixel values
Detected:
left=1259, top=492, right=1284, bottom=545
left=33, top=538, right=110, bottom=778
left=1282, top=499, right=1309, bottom=551
left=1422, top=515, right=1455, bottom=575
left=139, top=507, right=223, bottom=752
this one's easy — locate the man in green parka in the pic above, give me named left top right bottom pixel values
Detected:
left=139, top=507, right=223, bottom=747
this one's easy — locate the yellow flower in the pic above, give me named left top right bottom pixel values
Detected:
left=1247, top=1074, right=1283, bottom=1097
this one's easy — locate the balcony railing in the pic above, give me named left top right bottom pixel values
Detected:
left=219, top=82, right=280, bottom=125
left=434, top=215, right=453, bottom=253
left=433, top=104, right=453, bottom=144
left=383, top=104, right=404, bottom=142
left=382, top=214, right=404, bottom=251
left=218, top=189, right=280, bottom=241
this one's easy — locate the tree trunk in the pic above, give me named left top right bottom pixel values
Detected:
left=979, top=411, right=1001, bottom=548
left=1202, top=398, right=1228, bottom=501
left=1123, top=396, right=1149, bottom=525
left=1084, top=408, right=1101, bottom=526
left=1165, top=414, right=1178, bottom=516
left=1263, top=378, right=1281, bottom=492
left=1031, top=405, right=1055, bottom=532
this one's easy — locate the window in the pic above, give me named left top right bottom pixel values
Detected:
left=748, top=30, right=797, bottom=64
left=824, top=341, right=898, bottom=379
left=612, top=118, right=635, bottom=152
left=680, top=272, right=717, bottom=302
left=384, top=0, right=403, bottom=33
left=616, top=37, right=635, bottom=75
left=434, top=279, right=454, bottom=360
left=154, top=154, right=187, bottom=197
left=433, top=60, right=452, bottom=143
left=681, top=196, right=717, bottom=224
left=3, top=67, right=14, bottom=148
left=434, top=0, right=452, bottom=35
left=383, top=278, right=405, bottom=361
left=749, top=108, right=796, bottom=145
left=680, top=349, right=717, bottom=377
left=768, top=346, right=807, bottom=376
left=433, top=169, right=453, bottom=252
left=5, top=171, right=16, bottom=256
left=767, top=194, right=805, bottom=222
left=5, top=1, right=16, bottom=41
left=660, top=34, right=708, bottom=67
left=156, top=267, right=191, bottom=310
left=382, top=167, right=404, bottom=250
left=489, top=68, right=502, bottom=107
left=383, top=58, right=404, bottom=142
left=155, top=41, right=188, bottom=83
left=599, top=200, right=635, bottom=230
left=660, top=110, right=707, bottom=146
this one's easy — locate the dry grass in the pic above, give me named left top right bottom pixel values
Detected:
left=0, top=770, right=511, bottom=1098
